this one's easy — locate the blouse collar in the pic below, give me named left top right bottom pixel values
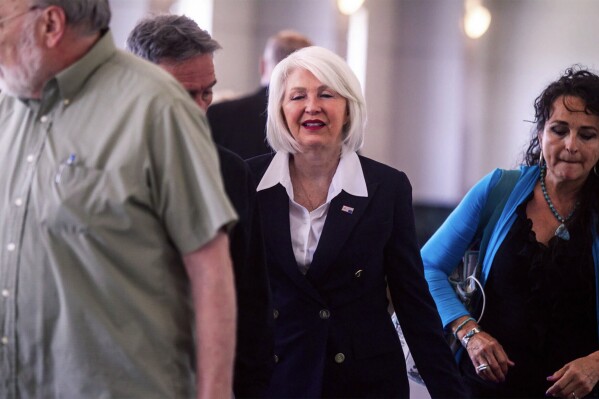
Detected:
left=257, top=151, right=368, bottom=201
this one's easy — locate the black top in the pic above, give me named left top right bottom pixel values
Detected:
left=461, top=193, right=598, bottom=398
left=217, top=146, right=274, bottom=397
left=207, top=87, right=273, bottom=159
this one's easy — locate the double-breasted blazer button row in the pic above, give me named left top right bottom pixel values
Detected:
left=334, top=353, right=345, bottom=364
left=319, top=309, right=330, bottom=319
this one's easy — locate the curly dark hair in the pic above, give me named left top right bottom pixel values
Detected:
left=524, top=65, right=599, bottom=166
left=524, top=65, right=599, bottom=233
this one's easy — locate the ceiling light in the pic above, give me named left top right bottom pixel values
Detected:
left=337, top=0, right=365, bottom=16
left=464, top=4, right=491, bottom=39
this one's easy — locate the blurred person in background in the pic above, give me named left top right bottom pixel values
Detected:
left=207, top=29, right=312, bottom=159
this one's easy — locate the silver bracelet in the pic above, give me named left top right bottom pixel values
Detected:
left=453, top=317, right=476, bottom=339
left=461, top=327, right=481, bottom=348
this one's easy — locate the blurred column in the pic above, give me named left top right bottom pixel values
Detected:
left=108, top=0, right=150, bottom=48
left=346, top=7, right=369, bottom=91
left=171, top=0, right=213, bottom=33
left=361, top=0, right=467, bottom=205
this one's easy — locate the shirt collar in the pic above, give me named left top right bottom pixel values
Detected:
left=257, top=151, right=368, bottom=200
left=257, top=152, right=294, bottom=197
left=11, top=30, right=114, bottom=109
left=54, top=30, right=116, bottom=102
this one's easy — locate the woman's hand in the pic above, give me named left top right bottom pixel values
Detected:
left=464, top=330, right=515, bottom=383
left=545, top=351, right=599, bottom=398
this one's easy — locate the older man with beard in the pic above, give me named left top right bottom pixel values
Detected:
left=0, top=1, right=237, bottom=398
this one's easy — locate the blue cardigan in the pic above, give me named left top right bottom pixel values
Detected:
left=422, top=165, right=599, bottom=339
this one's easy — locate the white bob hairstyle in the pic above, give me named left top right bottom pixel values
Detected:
left=266, top=46, right=367, bottom=154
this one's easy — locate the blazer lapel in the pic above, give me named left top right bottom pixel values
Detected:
left=307, top=185, right=378, bottom=282
left=259, top=184, right=325, bottom=304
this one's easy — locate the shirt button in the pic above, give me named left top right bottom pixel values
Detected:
left=273, top=309, right=279, bottom=319
left=26, top=154, right=35, bottom=163
left=1, top=337, right=8, bottom=345
left=63, top=99, right=70, bottom=106
left=40, top=115, right=48, bottom=123
left=334, top=353, right=345, bottom=363
left=6, top=243, right=16, bottom=251
left=1, top=290, right=8, bottom=298
left=354, top=269, right=363, bottom=278
left=319, top=309, right=330, bottom=319
left=14, top=198, right=23, bottom=207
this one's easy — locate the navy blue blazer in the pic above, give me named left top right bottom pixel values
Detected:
left=249, top=153, right=466, bottom=398
left=217, top=146, right=273, bottom=397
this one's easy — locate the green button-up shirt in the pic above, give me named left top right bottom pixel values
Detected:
left=0, top=31, right=237, bottom=398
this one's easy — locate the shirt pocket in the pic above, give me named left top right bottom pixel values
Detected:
left=37, top=164, right=127, bottom=234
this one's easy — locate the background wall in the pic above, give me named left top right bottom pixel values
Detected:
left=108, top=0, right=599, bottom=205
left=211, top=0, right=599, bottom=205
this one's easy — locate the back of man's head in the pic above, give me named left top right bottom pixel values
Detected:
left=266, top=30, right=313, bottom=65
left=126, top=14, right=221, bottom=64
left=261, top=30, right=312, bottom=85
left=32, top=0, right=111, bottom=35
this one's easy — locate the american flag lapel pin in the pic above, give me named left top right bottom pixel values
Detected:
left=341, top=205, right=354, bottom=214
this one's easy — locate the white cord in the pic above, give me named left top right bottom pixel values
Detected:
left=465, top=275, right=485, bottom=323
left=393, top=274, right=486, bottom=385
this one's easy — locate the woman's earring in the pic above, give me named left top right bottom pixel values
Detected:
left=539, top=150, right=544, bottom=166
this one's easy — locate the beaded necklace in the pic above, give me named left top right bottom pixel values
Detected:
left=539, top=163, right=579, bottom=240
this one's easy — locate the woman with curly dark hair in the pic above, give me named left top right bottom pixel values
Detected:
left=423, top=66, right=599, bottom=398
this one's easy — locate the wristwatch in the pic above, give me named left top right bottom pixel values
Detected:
left=461, top=327, right=481, bottom=349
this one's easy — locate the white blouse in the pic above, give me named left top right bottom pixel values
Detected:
left=257, top=151, right=368, bottom=274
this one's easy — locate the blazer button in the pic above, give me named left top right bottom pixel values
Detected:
left=334, top=353, right=345, bottom=363
left=274, top=354, right=279, bottom=363
left=319, top=309, right=330, bottom=319
left=273, top=309, right=279, bottom=319
left=354, top=269, right=363, bottom=278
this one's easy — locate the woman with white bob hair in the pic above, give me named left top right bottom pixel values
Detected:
left=248, top=45, right=466, bottom=398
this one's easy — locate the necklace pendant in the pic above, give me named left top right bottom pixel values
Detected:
left=555, top=223, right=570, bottom=240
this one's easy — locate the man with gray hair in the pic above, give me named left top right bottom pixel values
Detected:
left=127, top=14, right=274, bottom=398
left=207, top=29, right=312, bottom=159
left=126, top=14, right=222, bottom=111
left=0, top=1, right=237, bottom=398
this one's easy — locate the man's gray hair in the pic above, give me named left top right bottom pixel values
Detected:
left=31, top=0, right=111, bottom=34
left=126, top=14, right=221, bottom=63
left=265, top=30, right=312, bottom=65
